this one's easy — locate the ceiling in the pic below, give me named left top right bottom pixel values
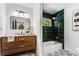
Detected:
left=43, top=3, right=73, bottom=14
left=16, top=3, right=73, bottom=14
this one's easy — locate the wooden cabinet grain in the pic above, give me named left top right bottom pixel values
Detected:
left=0, top=36, right=36, bottom=56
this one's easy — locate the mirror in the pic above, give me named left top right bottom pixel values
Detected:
left=10, top=16, right=31, bottom=30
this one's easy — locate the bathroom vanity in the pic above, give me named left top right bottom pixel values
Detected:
left=0, top=35, right=36, bottom=56
left=0, top=4, right=36, bottom=56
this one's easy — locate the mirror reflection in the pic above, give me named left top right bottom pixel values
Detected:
left=10, top=16, right=31, bottom=30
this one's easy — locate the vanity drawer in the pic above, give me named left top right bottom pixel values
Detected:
left=2, top=42, right=15, bottom=50
left=15, top=41, right=34, bottom=48
left=15, top=36, right=36, bottom=44
left=2, top=45, right=35, bottom=56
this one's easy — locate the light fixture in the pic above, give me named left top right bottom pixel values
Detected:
left=52, top=17, right=56, bottom=20
left=19, top=12, right=23, bottom=17
left=23, top=12, right=29, bottom=18
left=12, top=10, right=30, bottom=18
left=13, top=10, right=19, bottom=16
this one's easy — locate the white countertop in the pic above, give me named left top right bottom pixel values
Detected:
left=0, top=35, right=36, bottom=38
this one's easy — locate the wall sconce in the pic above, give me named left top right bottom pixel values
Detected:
left=13, top=10, right=29, bottom=18
left=13, top=10, right=19, bottom=16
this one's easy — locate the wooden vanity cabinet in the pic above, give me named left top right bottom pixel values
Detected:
left=0, top=36, right=36, bottom=56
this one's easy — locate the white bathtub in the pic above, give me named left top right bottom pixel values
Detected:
left=43, top=41, right=62, bottom=56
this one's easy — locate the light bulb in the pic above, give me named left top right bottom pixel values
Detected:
left=19, top=12, right=23, bottom=17
left=13, top=10, right=19, bottom=16
left=23, top=13, right=29, bottom=18
left=52, top=17, right=56, bottom=20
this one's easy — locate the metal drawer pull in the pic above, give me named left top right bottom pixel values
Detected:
left=18, top=45, right=25, bottom=47
left=19, top=38, right=24, bottom=40
left=5, top=47, right=8, bottom=50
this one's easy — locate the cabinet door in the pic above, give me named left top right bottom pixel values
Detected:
left=15, top=36, right=36, bottom=49
left=2, top=37, right=15, bottom=50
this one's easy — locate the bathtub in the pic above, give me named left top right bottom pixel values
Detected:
left=43, top=41, right=62, bottom=56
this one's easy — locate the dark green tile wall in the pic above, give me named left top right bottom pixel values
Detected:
left=43, top=12, right=55, bottom=42
left=43, top=10, right=64, bottom=44
left=43, top=10, right=64, bottom=43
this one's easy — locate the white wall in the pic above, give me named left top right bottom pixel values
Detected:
left=33, top=4, right=43, bottom=55
left=64, top=4, right=79, bottom=51
left=0, top=3, right=6, bottom=36
left=0, top=3, right=43, bottom=56
left=6, top=4, right=33, bottom=36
